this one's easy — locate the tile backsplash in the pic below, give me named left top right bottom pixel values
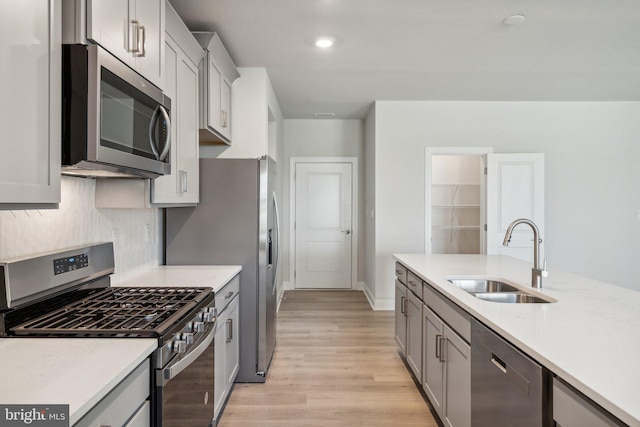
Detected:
left=0, top=176, right=161, bottom=284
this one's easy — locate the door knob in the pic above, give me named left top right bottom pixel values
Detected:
left=342, top=230, right=351, bottom=235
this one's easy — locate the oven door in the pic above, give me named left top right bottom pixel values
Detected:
left=155, top=320, right=216, bottom=427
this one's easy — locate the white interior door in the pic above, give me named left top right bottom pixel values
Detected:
left=486, top=153, right=545, bottom=261
left=294, top=162, right=353, bottom=289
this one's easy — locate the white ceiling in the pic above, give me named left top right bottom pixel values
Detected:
left=169, top=0, right=640, bottom=119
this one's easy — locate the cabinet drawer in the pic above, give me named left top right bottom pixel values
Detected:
left=75, top=359, right=150, bottom=427
left=423, top=283, right=471, bottom=342
left=406, top=270, right=423, bottom=300
left=553, top=378, right=623, bottom=427
left=215, top=274, right=240, bottom=314
left=395, top=262, right=407, bottom=285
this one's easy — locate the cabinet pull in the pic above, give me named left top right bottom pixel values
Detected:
left=179, top=170, right=188, bottom=193
left=400, top=296, right=406, bottom=314
left=395, top=269, right=403, bottom=275
left=435, top=334, right=441, bottom=359
left=226, top=318, right=233, bottom=343
left=438, top=335, right=447, bottom=362
left=403, top=298, right=408, bottom=317
left=130, top=20, right=140, bottom=53
left=408, top=280, right=417, bottom=287
left=225, top=291, right=234, bottom=299
left=221, top=110, right=228, bottom=128
left=491, top=355, right=507, bottom=374
left=137, top=24, right=146, bottom=57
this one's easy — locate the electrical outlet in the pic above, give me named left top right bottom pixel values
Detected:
left=144, top=224, right=152, bottom=242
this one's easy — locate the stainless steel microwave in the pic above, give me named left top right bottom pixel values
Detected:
left=62, top=44, right=171, bottom=179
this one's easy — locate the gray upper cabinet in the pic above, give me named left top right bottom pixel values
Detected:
left=151, top=2, right=201, bottom=206
left=0, top=0, right=61, bottom=208
left=193, top=32, right=240, bottom=145
left=65, top=0, right=165, bottom=89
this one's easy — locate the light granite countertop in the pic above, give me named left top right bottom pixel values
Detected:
left=117, top=265, right=241, bottom=293
left=0, top=338, right=157, bottom=425
left=393, top=253, right=640, bottom=427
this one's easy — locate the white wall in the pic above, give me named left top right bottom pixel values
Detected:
left=200, top=67, right=282, bottom=160
left=282, top=119, right=365, bottom=288
left=0, top=176, right=162, bottom=283
left=369, top=101, right=640, bottom=307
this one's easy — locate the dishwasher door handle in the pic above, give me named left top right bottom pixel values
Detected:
left=491, top=353, right=531, bottom=394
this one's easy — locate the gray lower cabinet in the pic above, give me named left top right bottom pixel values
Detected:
left=213, top=275, right=240, bottom=422
left=405, top=289, right=423, bottom=380
left=394, top=279, right=408, bottom=356
left=553, top=378, right=623, bottom=427
left=422, top=305, right=471, bottom=427
left=75, top=359, right=150, bottom=427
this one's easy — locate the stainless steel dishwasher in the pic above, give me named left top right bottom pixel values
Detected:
left=471, top=319, right=551, bottom=427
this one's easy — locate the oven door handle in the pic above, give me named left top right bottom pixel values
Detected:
left=158, top=319, right=216, bottom=386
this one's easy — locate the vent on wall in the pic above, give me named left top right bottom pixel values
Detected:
left=314, top=112, right=335, bottom=118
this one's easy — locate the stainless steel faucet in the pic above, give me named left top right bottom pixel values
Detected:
left=503, top=218, right=548, bottom=288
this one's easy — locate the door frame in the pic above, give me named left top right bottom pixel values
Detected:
left=425, top=147, right=493, bottom=254
left=289, top=157, right=359, bottom=289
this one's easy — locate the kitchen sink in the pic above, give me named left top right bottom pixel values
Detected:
left=448, top=278, right=520, bottom=293
left=447, top=277, right=555, bottom=303
left=473, top=292, right=550, bottom=304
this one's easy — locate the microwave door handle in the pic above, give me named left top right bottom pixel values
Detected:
left=148, top=106, right=161, bottom=159
left=157, top=105, right=171, bottom=161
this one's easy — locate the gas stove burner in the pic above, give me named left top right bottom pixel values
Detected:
left=7, top=286, right=213, bottom=338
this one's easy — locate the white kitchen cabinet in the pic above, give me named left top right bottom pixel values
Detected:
left=423, top=305, right=471, bottom=427
left=66, top=0, right=165, bottom=88
left=151, top=3, right=201, bottom=206
left=394, top=279, right=408, bottom=357
left=0, top=0, right=61, bottom=208
left=213, top=274, right=240, bottom=422
left=553, top=377, right=623, bottom=427
left=193, top=32, right=240, bottom=145
left=74, top=359, right=150, bottom=427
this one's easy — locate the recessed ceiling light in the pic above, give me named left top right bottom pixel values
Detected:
left=315, top=37, right=335, bottom=48
left=314, top=112, right=335, bottom=118
left=503, top=14, right=525, bottom=25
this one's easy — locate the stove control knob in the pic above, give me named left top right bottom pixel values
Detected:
left=203, top=311, right=215, bottom=323
left=172, top=339, right=187, bottom=354
left=181, top=332, right=194, bottom=345
left=193, top=321, right=205, bottom=333
left=189, top=321, right=205, bottom=333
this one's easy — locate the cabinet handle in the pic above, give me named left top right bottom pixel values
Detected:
left=221, top=110, right=228, bottom=128
left=435, top=334, right=441, bottom=359
left=438, top=335, right=447, bottom=362
left=225, top=291, right=234, bottom=299
left=403, top=298, right=408, bottom=317
left=130, top=20, right=140, bottom=53
left=408, top=280, right=417, bottom=287
left=179, top=170, right=188, bottom=193
left=400, top=296, right=406, bottom=314
left=137, top=24, right=146, bottom=57
left=226, top=318, right=233, bottom=343
left=395, top=270, right=403, bottom=275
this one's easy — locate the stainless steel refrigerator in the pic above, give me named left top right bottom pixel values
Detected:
left=164, top=157, right=279, bottom=383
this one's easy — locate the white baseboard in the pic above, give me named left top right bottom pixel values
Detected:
left=362, top=282, right=394, bottom=310
left=283, top=280, right=293, bottom=290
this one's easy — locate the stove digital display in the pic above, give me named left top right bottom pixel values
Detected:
left=53, top=254, right=89, bottom=275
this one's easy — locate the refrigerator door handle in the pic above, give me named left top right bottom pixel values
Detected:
left=272, top=192, right=281, bottom=296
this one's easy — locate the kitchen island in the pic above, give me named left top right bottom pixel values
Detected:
left=394, top=254, right=640, bottom=426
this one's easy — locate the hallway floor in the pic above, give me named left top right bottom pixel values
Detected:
left=218, top=290, right=437, bottom=426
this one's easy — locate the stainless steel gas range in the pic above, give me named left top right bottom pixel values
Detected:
left=0, top=242, right=217, bottom=427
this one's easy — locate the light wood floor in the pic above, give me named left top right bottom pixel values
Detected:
left=218, top=290, right=438, bottom=427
